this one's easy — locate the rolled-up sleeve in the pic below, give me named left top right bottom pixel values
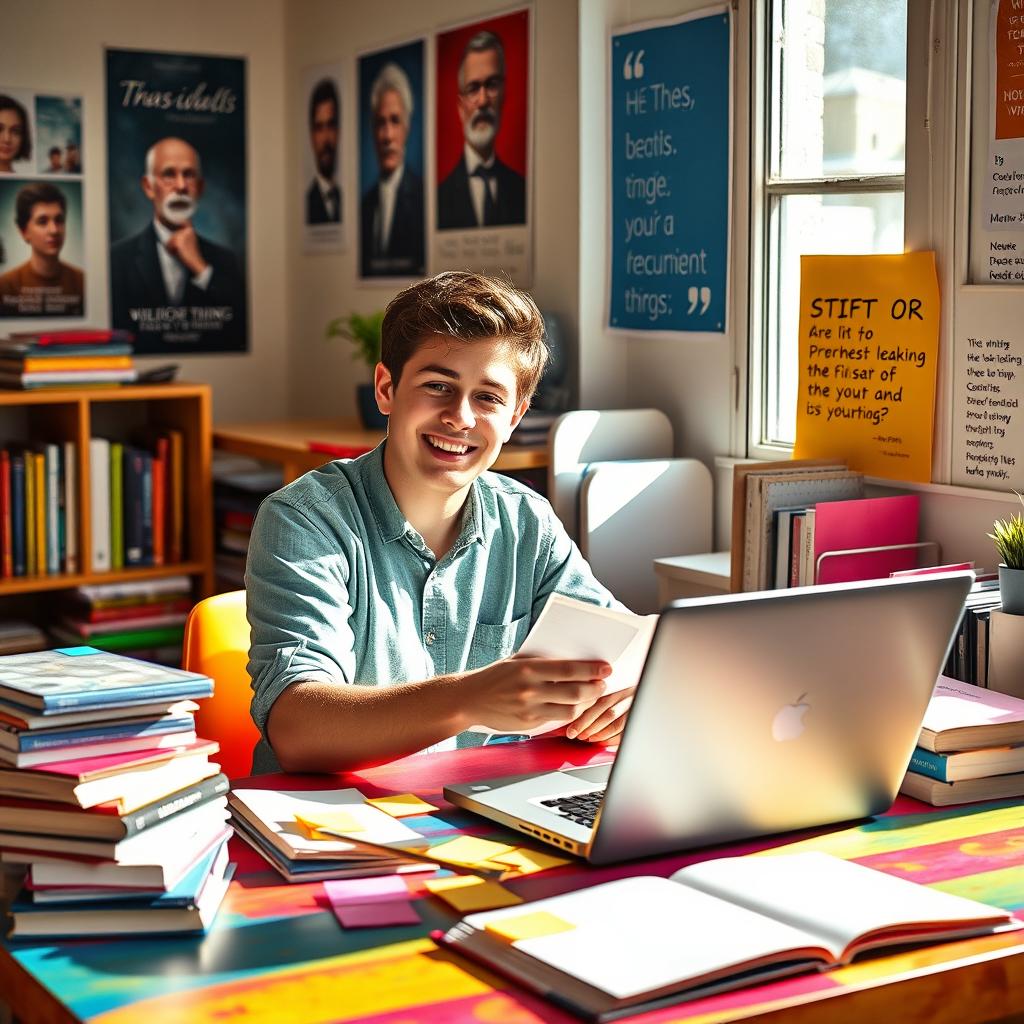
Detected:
left=245, top=495, right=357, bottom=739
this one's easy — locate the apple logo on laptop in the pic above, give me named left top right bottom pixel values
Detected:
left=772, top=693, right=810, bottom=741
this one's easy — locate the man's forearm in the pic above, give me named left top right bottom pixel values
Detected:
left=265, top=675, right=470, bottom=774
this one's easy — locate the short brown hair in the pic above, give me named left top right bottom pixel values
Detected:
left=15, top=182, right=65, bottom=231
left=381, top=272, right=548, bottom=400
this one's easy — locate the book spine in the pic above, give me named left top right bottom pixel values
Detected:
left=0, top=449, right=10, bottom=579
left=140, top=451, right=154, bottom=566
left=89, top=439, right=111, bottom=572
left=63, top=441, right=77, bottom=574
left=9, top=452, right=26, bottom=576
left=109, top=441, right=124, bottom=571
left=121, top=773, right=229, bottom=838
left=123, top=447, right=145, bottom=567
left=168, top=430, right=184, bottom=563
left=25, top=451, right=37, bottom=575
left=45, top=444, right=59, bottom=575
left=908, top=747, right=949, bottom=782
left=151, top=439, right=166, bottom=567
left=15, top=716, right=195, bottom=752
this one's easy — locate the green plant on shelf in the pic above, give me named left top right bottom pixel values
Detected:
left=989, top=492, right=1024, bottom=570
left=325, top=311, right=384, bottom=369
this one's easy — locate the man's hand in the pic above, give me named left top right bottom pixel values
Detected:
left=464, top=657, right=611, bottom=734
left=165, top=223, right=209, bottom=277
left=565, top=685, right=636, bottom=744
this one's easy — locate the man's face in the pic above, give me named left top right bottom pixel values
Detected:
left=65, top=144, right=79, bottom=168
left=457, top=48, right=505, bottom=156
left=48, top=151, right=62, bottom=171
left=375, top=335, right=528, bottom=500
left=373, top=90, right=408, bottom=178
left=20, top=202, right=65, bottom=259
left=311, top=99, right=338, bottom=179
left=141, top=139, right=203, bottom=228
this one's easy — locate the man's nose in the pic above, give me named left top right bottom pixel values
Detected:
left=441, top=393, right=475, bottom=430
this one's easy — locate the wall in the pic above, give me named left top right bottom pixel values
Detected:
left=3, top=0, right=290, bottom=424
left=284, top=0, right=581, bottom=421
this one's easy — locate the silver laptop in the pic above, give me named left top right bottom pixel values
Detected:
left=445, top=571, right=973, bottom=864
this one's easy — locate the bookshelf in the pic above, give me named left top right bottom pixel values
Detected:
left=0, top=383, right=214, bottom=601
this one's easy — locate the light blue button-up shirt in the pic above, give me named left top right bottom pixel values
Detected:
left=245, top=443, right=615, bottom=773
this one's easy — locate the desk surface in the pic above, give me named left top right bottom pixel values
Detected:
left=4, top=740, right=1024, bottom=1024
left=214, top=417, right=548, bottom=483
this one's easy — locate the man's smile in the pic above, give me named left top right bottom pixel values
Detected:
left=424, top=433, right=478, bottom=457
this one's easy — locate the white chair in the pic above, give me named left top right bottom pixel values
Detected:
left=547, top=409, right=673, bottom=541
left=579, top=458, right=713, bottom=614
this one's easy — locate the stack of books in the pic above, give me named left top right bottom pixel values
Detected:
left=88, top=430, right=186, bottom=572
left=0, top=621, right=47, bottom=656
left=0, top=329, right=136, bottom=389
left=212, top=456, right=282, bottom=590
left=901, top=677, right=1024, bottom=806
left=1, top=441, right=78, bottom=577
left=941, top=574, right=1002, bottom=685
left=50, top=576, right=193, bottom=666
left=0, top=647, right=232, bottom=938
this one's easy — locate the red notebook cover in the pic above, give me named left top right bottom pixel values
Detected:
left=813, top=495, right=920, bottom=584
left=308, top=441, right=374, bottom=459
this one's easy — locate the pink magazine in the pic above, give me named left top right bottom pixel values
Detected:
left=813, top=495, right=920, bottom=585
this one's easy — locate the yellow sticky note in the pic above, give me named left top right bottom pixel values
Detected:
left=424, top=874, right=523, bottom=912
left=427, top=835, right=516, bottom=867
left=366, top=793, right=439, bottom=818
left=484, top=911, right=576, bottom=942
left=295, top=809, right=365, bottom=839
left=490, top=848, right=571, bottom=875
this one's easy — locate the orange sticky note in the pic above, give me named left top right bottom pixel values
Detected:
left=490, top=848, right=571, bottom=875
left=484, top=911, right=576, bottom=942
left=295, top=809, right=365, bottom=839
left=427, top=835, right=516, bottom=867
left=366, top=793, right=439, bottom=817
left=424, top=874, right=523, bottom=911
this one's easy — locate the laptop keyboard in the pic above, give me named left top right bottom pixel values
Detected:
left=539, top=788, right=605, bottom=829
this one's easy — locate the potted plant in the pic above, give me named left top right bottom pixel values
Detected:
left=325, top=311, right=387, bottom=429
left=990, top=492, right=1024, bottom=614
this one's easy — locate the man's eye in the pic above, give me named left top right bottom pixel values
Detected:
left=424, top=382, right=450, bottom=393
left=477, top=393, right=502, bottom=406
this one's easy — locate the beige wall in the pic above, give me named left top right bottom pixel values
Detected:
left=3, top=0, right=290, bottom=424
left=284, top=0, right=581, bottom=419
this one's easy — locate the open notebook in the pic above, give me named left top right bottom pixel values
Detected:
left=436, top=851, right=1018, bottom=1022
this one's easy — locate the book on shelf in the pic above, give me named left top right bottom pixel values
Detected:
left=0, top=646, right=212, bottom=712
left=67, top=598, right=192, bottom=626
left=110, top=439, right=124, bottom=570
left=59, top=609, right=189, bottom=638
left=0, top=449, right=10, bottom=578
left=31, top=449, right=44, bottom=575
left=918, top=676, right=1024, bottom=752
left=49, top=625, right=186, bottom=654
left=987, top=609, right=1024, bottom=700
left=436, top=851, right=1016, bottom=1023
left=8, top=450, right=26, bottom=576
left=900, top=769, right=1024, bottom=806
left=89, top=438, right=111, bottom=572
left=76, top=575, right=192, bottom=605
left=8, top=838, right=233, bottom=938
left=5, top=328, right=135, bottom=347
left=0, top=772, right=229, bottom=841
left=0, top=622, right=47, bottom=656
left=0, top=367, right=137, bottom=389
left=63, top=439, right=77, bottom=574
left=908, top=744, right=1024, bottom=782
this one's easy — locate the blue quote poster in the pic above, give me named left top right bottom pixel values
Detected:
left=609, top=7, right=730, bottom=335
left=106, top=48, right=248, bottom=355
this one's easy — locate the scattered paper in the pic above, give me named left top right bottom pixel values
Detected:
left=323, top=875, right=410, bottom=906
left=424, top=874, right=523, bottom=912
left=366, top=794, right=439, bottom=818
left=334, top=900, right=420, bottom=928
left=295, top=809, right=366, bottom=839
left=484, top=911, right=576, bottom=942
left=490, top=848, right=571, bottom=875
left=428, top=836, right=517, bottom=867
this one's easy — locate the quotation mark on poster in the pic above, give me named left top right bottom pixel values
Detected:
left=623, top=50, right=645, bottom=80
left=687, top=286, right=711, bottom=315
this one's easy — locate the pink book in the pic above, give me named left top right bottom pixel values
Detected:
left=813, top=495, right=920, bottom=585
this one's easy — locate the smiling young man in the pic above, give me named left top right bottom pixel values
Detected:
left=246, top=272, right=630, bottom=774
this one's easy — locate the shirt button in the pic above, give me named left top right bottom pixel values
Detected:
left=425, top=630, right=436, bottom=646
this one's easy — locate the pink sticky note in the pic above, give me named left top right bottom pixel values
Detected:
left=323, top=875, right=410, bottom=906
left=334, top=900, right=420, bottom=928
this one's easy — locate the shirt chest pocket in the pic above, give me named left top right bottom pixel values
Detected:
left=467, top=612, right=531, bottom=670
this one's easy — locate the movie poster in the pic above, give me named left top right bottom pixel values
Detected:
left=358, top=39, right=425, bottom=280
left=433, top=10, right=531, bottom=285
left=0, top=88, right=85, bottom=319
left=302, top=61, right=345, bottom=253
left=106, top=49, right=247, bottom=355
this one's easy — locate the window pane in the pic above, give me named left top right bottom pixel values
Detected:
left=773, top=0, right=907, bottom=179
left=764, top=192, right=905, bottom=446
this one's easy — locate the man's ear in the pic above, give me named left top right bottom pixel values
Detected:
left=374, top=362, right=394, bottom=415
left=141, top=175, right=155, bottom=202
left=502, top=396, right=530, bottom=443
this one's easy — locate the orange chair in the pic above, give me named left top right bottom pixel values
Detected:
left=182, top=590, right=260, bottom=780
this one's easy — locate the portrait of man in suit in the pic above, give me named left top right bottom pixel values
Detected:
left=306, top=78, right=341, bottom=225
left=360, top=61, right=424, bottom=277
left=437, top=30, right=526, bottom=231
left=109, top=136, right=245, bottom=347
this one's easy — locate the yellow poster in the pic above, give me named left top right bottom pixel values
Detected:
left=793, top=252, right=940, bottom=482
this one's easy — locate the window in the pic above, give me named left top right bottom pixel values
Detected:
left=751, top=0, right=908, bottom=452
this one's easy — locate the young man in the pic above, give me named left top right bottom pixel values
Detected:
left=246, top=272, right=631, bottom=774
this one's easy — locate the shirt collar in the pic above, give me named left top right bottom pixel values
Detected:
left=464, top=145, right=495, bottom=176
left=316, top=172, right=338, bottom=197
left=379, top=163, right=404, bottom=195
left=152, top=218, right=174, bottom=247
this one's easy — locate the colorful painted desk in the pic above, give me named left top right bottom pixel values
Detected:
left=3, top=739, right=1024, bottom=1024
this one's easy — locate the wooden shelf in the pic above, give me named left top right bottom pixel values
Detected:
left=0, top=561, right=209, bottom=597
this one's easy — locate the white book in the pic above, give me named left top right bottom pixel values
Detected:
left=439, top=851, right=1018, bottom=1021
left=89, top=438, right=111, bottom=572
left=63, top=440, right=77, bottom=574
left=44, top=442, right=60, bottom=574
left=799, top=507, right=817, bottom=586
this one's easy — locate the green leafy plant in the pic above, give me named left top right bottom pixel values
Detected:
left=989, top=492, right=1024, bottom=569
left=325, top=311, right=384, bottom=369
